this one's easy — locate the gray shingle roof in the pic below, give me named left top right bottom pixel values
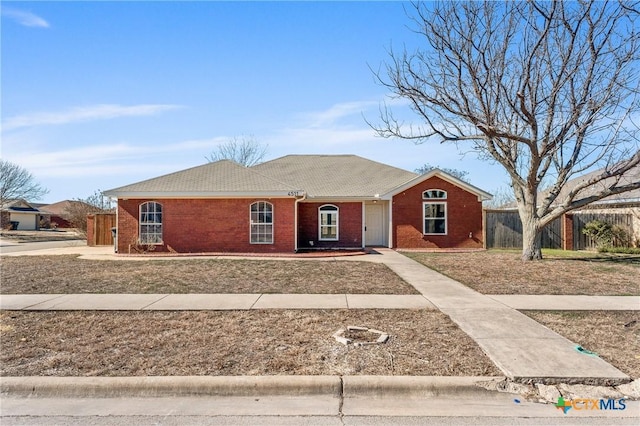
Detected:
left=499, top=163, right=640, bottom=209
left=252, top=155, right=418, bottom=198
left=104, top=160, right=298, bottom=197
left=104, top=155, right=492, bottom=200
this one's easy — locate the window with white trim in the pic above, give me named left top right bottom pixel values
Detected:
left=139, top=201, right=163, bottom=244
left=423, top=189, right=447, bottom=199
left=250, top=201, right=273, bottom=244
left=319, top=204, right=338, bottom=241
left=423, top=202, right=447, bottom=235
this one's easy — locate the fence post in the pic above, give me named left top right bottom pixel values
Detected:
left=87, top=214, right=95, bottom=246
left=482, top=209, right=487, bottom=249
left=562, top=213, right=574, bottom=251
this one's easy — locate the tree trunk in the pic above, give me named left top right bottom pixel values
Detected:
left=521, top=216, right=543, bottom=261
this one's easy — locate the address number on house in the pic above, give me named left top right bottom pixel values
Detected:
left=288, top=191, right=305, bottom=197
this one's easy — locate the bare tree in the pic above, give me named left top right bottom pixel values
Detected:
left=205, top=136, right=268, bottom=166
left=483, top=186, right=517, bottom=210
left=0, top=159, right=48, bottom=206
left=414, top=163, right=469, bottom=181
left=373, top=1, right=640, bottom=260
left=64, top=190, right=112, bottom=236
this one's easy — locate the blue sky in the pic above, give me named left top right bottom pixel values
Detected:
left=1, top=1, right=509, bottom=204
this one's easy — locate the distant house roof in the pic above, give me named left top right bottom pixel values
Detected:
left=0, top=199, right=40, bottom=212
left=39, top=200, right=100, bottom=216
left=104, top=155, right=492, bottom=200
left=556, top=164, right=640, bottom=206
left=500, top=163, right=640, bottom=209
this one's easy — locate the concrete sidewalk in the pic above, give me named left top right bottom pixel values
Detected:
left=489, top=294, right=640, bottom=310
left=0, top=293, right=435, bottom=311
left=1, top=293, right=636, bottom=311
left=375, top=249, right=630, bottom=385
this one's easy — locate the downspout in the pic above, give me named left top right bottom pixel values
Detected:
left=111, top=196, right=119, bottom=254
left=294, top=192, right=307, bottom=252
left=362, top=201, right=366, bottom=249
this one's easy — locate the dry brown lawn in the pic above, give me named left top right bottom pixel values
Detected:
left=525, top=311, right=640, bottom=379
left=405, top=250, right=640, bottom=295
left=0, top=256, right=418, bottom=295
left=0, top=310, right=500, bottom=377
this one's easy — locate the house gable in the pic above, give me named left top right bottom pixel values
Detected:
left=392, top=175, right=486, bottom=249
left=383, top=169, right=492, bottom=202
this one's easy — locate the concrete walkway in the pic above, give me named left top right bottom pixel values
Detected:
left=375, top=249, right=629, bottom=384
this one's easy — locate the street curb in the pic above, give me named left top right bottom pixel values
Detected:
left=0, top=376, right=504, bottom=399
left=0, top=376, right=342, bottom=398
left=343, top=376, right=505, bottom=398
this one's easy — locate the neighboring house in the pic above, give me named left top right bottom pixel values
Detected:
left=39, top=200, right=97, bottom=228
left=0, top=199, right=42, bottom=230
left=556, top=166, right=640, bottom=247
left=103, top=155, right=492, bottom=254
left=489, top=164, right=640, bottom=249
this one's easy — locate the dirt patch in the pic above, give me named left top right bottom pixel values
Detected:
left=525, top=311, right=640, bottom=379
left=0, top=230, right=83, bottom=242
left=405, top=251, right=640, bottom=295
left=0, top=255, right=418, bottom=295
left=0, top=310, right=500, bottom=377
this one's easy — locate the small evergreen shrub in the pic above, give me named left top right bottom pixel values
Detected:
left=582, top=220, right=630, bottom=249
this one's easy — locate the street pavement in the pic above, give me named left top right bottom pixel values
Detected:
left=0, top=239, right=86, bottom=253
left=2, top=393, right=639, bottom=424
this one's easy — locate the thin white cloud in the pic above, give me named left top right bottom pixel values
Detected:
left=265, top=100, right=383, bottom=150
left=300, top=100, right=379, bottom=128
left=2, top=104, right=184, bottom=131
left=3, top=138, right=223, bottom=178
left=1, top=7, right=49, bottom=28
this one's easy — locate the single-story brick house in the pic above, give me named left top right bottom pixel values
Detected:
left=0, top=199, right=43, bottom=230
left=103, top=155, right=492, bottom=254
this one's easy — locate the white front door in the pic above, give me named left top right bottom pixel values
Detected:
left=365, top=204, right=384, bottom=246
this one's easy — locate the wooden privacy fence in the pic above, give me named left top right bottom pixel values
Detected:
left=87, top=213, right=116, bottom=246
left=485, top=210, right=562, bottom=249
left=572, top=213, right=633, bottom=250
left=485, top=210, right=633, bottom=250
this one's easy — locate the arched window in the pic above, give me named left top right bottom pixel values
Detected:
left=423, top=189, right=447, bottom=199
left=139, top=201, right=163, bottom=244
left=250, top=201, right=273, bottom=244
left=319, top=204, right=339, bottom=241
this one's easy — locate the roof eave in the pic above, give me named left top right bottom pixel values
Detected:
left=104, top=191, right=301, bottom=199
left=302, top=195, right=378, bottom=202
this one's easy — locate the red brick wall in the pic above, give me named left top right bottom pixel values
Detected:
left=563, top=213, right=574, bottom=250
left=116, top=198, right=296, bottom=253
left=392, top=176, right=484, bottom=249
left=0, top=211, right=10, bottom=230
left=297, top=202, right=363, bottom=249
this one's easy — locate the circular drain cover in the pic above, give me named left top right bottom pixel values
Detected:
left=332, top=326, right=389, bottom=346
